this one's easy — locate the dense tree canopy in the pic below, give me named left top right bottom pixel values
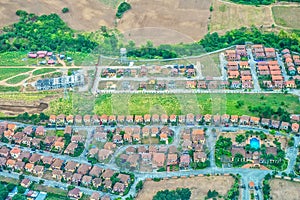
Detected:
left=153, top=188, right=191, bottom=200
left=0, top=10, right=96, bottom=53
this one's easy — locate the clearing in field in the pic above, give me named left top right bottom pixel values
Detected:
left=270, top=179, right=300, bottom=200
left=272, top=6, right=300, bottom=29
left=136, top=175, right=234, bottom=200
left=118, top=0, right=211, bottom=45
left=210, top=0, right=274, bottom=34
left=0, top=68, right=33, bottom=81
left=198, top=53, right=221, bottom=77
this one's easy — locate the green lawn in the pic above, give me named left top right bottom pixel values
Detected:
left=33, top=68, right=57, bottom=76
left=66, top=52, right=98, bottom=66
left=6, top=74, right=30, bottom=84
left=0, top=86, right=21, bottom=92
left=92, top=93, right=300, bottom=116
left=0, top=68, right=33, bottom=81
left=0, top=52, right=37, bottom=66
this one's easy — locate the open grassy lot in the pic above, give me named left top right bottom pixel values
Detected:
left=0, top=92, right=59, bottom=102
left=272, top=6, right=300, bottom=29
left=270, top=179, right=300, bottom=200
left=136, top=175, right=234, bottom=200
left=0, top=52, right=37, bottom=66
left=199, top=53, right=221, bottom=77
left=0, top=86, right=21, bottom=92
left=93, top=93, right=300, bottom=116
left=32, top=68, right=57, bottom=76
left=6, top=74, right=30, bottom=84
left=33, top=184, right=67, bottom=196
left=0, top=68, right=33, bottom=81
left=66, top=52, right=98, bottom=66
left=0, top=175, right=20, bottom=184
left=210, top=0, right=274, bottom=34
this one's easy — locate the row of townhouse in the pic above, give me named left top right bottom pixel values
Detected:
left=252, top=45, right=276, bottom=61
left=281, top=48, right=300, bottom=76
left=226, top=61, right=253, bottom=89
left=225, top=45, right=247, bottom=61
left=45, top=113, right=300, bottom=133
left=0, top=145, right=131, bottom=197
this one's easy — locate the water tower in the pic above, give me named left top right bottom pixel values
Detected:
left=120, top=48, right=127, bottom=64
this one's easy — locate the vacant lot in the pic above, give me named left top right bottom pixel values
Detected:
left=272, top=6, right=300, bottom=29
left=93, top=93, right=300, bottom=116
left=210, top=0, right=274, bottom=34
left=270, top=179, right=300, bottom=200
left=199, top=53, right=221, bottom=77
left=118, top=0, right=211, bottom=45
left=0, top=0, right=115, bottom=31
left=136, top=176, right=234, bottom=200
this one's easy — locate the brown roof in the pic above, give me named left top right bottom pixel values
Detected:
left=29, top=153, right=41, bottom=163
left=77, top=164, right=91, bottom=175
left=101, top=169, right=115, bottom=179
left=65, top=161, right=78, bottom=172
left=51, top=158, right=64, bottom=169
left=89, top=166, right=103, bottom=177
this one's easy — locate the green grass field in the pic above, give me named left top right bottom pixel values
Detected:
left=0, top=92, right=59, bottom=101
left=6, top=74, right=30, bottom=84
left=32, top=68, right=57, bottom=76
left=0, top=68, right=33, bottom=81
left=0, top=86, right=21, bottom=92
left=48, top=93, right=300, bottom=116
left=0, top=52, right=37, bottom=66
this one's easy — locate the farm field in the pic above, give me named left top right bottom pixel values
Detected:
left=0, top=68, right=33, bottom=81
left=0, top=52, right=36, bottom=66
left=6, top=74, right=30, bottom=84
left=272, top=6, right=300, bottom=29
left=117, top=0, right=211, bottom=45
left=136, top=175, right=234, bottom=200
left=93, top=93, right=300, bottom=116
left=210, top=0, right=274, bottom=34
left=0, top=86, right=21, bottom=92
left=270, top=179, right=300, bottom=200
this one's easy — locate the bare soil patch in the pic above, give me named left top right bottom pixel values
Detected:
left=136, top=175, right=234, bottom=200
left=0, top=0, right=115, bottom=31
left=270, top=179, right=300, bottom=200
left=118, top=0, right=211, bottom=45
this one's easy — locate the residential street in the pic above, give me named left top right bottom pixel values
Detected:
left=247, top=48, right=261, bottom=92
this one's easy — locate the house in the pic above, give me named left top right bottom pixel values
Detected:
left=182, top=140, right=192, bottom=150
left=113, top=182, right=125, bottom=194
left=228, top=70, right=240, bottom=79
left=186, top=80, right=197, bottom=89
left=68, top=188, right=82, bottom=199
left=280, top=122, right=290, bottom=131
left=89, top=165, right=103, bottom=178
left=292, top=123, right=299, bottom=133
left=204, top=114, right=211, bottom=124
left=0, top=146, right=9, bottom=157
left=23, top=126, right=33, bottom=135
left=91, top=192, right=100, bottom=200
left=191, top=129, right=205, bottom=144
left=102, top=169, right=115, bottom=180
left=264, top=48, right=276, bottom=58
left=104, top=142, right=116, bottom=150
left=285, top=80, right=297, bottom=88
left=261, top=118, right=270, bottom=127
left=75, top=115, right=83, bottom=124
left=14, top=160, right=24, bottom=171
left=34, top=126, right=45, bottom=136
left=66, top=115, right=74, bottom=124
left=180, top=154, right=190, bottom=168
left=17, top=151, right=31, bottom=162
left=10, top=147, right=21, bottom=159
left=160, top=133, right=168, bottom=142
left=109, top=115, right=116, bottom=123
left=53, top=140, right=65, bottom=152
left=12, top=132, right=25, bottom=144
left=250, top=117, right=260, bottom=126
left=98, top=149, right=113, bottom=161
left=142, top=126, right=150, bottom=138
left=135, top=115, right=143, bottom=124
left=52, top=169, right=63, bottom=180
left=77, top=164, right=91, bottom=175
left=126, top=146, right=136, bottom=154
left=186, top=113, right=195, bottom=125
left=20, top=178, right=31, bottom=188
left=45, top=136, right=56, bottom=148
left=51, top=158, right=64, bottom=170
left=82, top=175, right=92, bottom=186
left=161, top=114, right=169, bottom=124
left=33, top=165, right=44, bottom=177
left=126, top=115, right=134, bottom=123
left=25, top=163, right=34, bottom=172
left=144, top=114, right=151, bottom=123
left=4, top=130, right=14, bottom=140
left=71, top=135, right=84, bottom=144
left=56, top=114, right=66, bottom=125
left=150, top=127, right=159, bottom=137
left=167, top=153, right=178, bottom=166
left=62, top=172, right=73, bottom=182
left=92, top=178, right=102, bottom=188
left=6, top=159, right=16, bottom=168
left=225, top=50, right=237, bottom=61
left=239, top=115, right=250, bottom=125
left=239, top=61, right=249, bottom=69
left=152, top=114, right=160, bottom=123
left=152, top=153, right=165, bottom=168
left=65, top=161, right=79, bottom=173
left=271, top=120, right=280, bottom=129
left=101, top=195, right=111, bottom=200
left=83, top=115, right=91, bottom=125
left=117, top=173, right=130, bottom=185
left=72, top=173, right=83, bottom=185
left=169, top=114, right=176, bottom=123
left=8, top=123, right=16, bottom=132
left=194, top=152, right=207, bottom=163
left=221, top=114, right=230, bottom=124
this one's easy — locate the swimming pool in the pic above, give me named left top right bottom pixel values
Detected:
left=250, top=138, right=260, bottom=149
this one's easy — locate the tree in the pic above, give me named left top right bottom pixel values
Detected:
left=62, top=7, right=69, bottom=13
left=17, top=185, right=26, bottom=194
left=7, top=183, right=16, bottom=192
left=235, top=134, right=246, bottom=144
left=135, top=180, right=143, bottom=192
left=12, top=194, right=26, bottom=200
left=0, top=183, right=8, bottom=200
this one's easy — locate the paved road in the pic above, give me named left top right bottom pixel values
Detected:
left=247, top=48, right=261, bottom=92
left=219, top=52, right=228, bottom=81
left=276, top=52, right=289, bottom=81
